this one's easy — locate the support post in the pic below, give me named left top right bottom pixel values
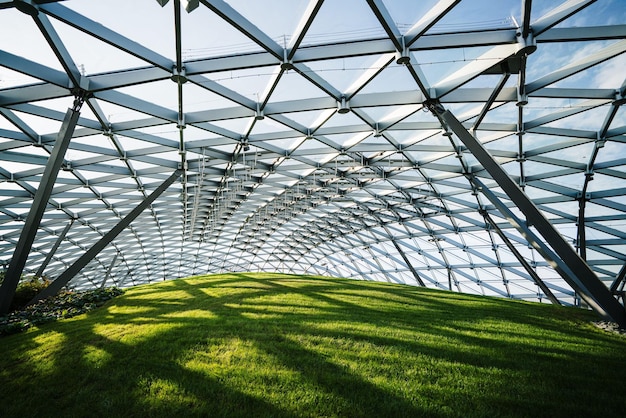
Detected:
left=100, top=253, right=118, bottom=288
left=35, top=219, right=74, bottom=278
left=383, top=226, right=425, bottom=286
left=29, top=169, right=183, bottom=304
left=426, top=100, right=626, bottom=327
left=0, top=92, right=88, bottom=314
left=477, top=178, right=589, bottom=299
left=481, top=210, right=560, bottom=305
left=577, top=192, right=588, bottom=260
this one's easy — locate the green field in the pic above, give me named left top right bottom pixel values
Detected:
left=1, top=273, right=624, bottom=417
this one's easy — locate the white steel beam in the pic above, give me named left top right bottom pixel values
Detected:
left=366, top=0, right=403, bottom=51
left=434, top=44, right=520, bottom=96
left=40, top=3, right=174, bottom=70
left=527, top=40, right=626, bottom=93
left=404, top=0, right=461, bottom=47
left=286, top=0, right=324, bottom=61
left=532, top=0, right=597, bottom=37
left=199, top=0, right=283, bottom=60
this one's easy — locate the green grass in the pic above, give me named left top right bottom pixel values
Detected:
left=1, top=272, right=624, bottom=417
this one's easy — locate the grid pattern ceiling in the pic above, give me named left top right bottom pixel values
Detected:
left=1, top=0, right=626, bottom=307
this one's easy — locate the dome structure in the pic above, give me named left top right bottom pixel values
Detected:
left=0, top=0, right=625, bottom=325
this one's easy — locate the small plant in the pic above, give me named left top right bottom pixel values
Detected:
left=0, top=286, right=124, bottom=336
left=0, top=271, right=50, bottom=311
left=10, top=275, right=50, bottom=311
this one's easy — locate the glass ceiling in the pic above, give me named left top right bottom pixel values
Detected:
left=1, top=0, right=625, bottom=315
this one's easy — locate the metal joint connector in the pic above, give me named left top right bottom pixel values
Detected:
left=71, top=89, right=92, bottom=111
left=424, top=99, right=444, bottom=116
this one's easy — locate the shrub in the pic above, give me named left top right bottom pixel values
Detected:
left=0, top=287, right=124, bottom=336
left=0, top=271, right=50, bottom=311
left=11, top=276, right=50, bottom=311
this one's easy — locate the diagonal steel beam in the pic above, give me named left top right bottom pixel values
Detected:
left=404, top=0, right=461, bottom=47
left=200, top=0, right=283, bottom=60
left=472, top=71, right=510, bottom=131
left=367, top=0, right=403, bottom=51
left=385, top=228, right=426, bottom=287
left=532, top=0, right=597, bottom=37
left=286, top=0, right=324, bottom=61
left=481, top=211, right=560, bottom=305
left=40, top=2, right=173, bottom=71
left=100, top=253, right=118, bottom=288
left=476, top=178, right=603, bottom=296
left=33, top=11, right=82, bottom=88
left=0, top=92, right=88, bottom=314
left=526, top=39, right=626, bottom=93
left=0, top=108, right=40, bottom=142
left=610, top=263, right=626, bottom=294
left=426, top=100, right=626, bottom=327
left=35, top=218, right=74, bottom=278
left=30, top=169, right=183, bottom=304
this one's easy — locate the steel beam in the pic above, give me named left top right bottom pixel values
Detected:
left=286, top=0, right=324, bottom=61
left=610, top=263, right=626, bottom=293
left=577, top=188, right=588, bottom=260
left=389, top=238, right=426, bottom=287
left=521, top=0, right=532, bottom=39
left=476, top=178, right=600, bottom=298
left=200, top=0, right=283, bottom=60
left=532, top=0, right=598, bottom=37
left=40, top=2, right=173, bottom=71
left=0, top=93, right=87, bottom=314
left=472, top=72, right=510, bottom=131
left=427, top=101, right=626, bottom=327
left=100, top=253, right=118, bottom=288
left=367, top=0, right=403, bottom=51
left=404, top=0, right=461, bottom=47
left=35, top=219, right=74, bottom=277
left=382, top=224, right=425, bottom=286
left=526, top=39, right=626, bottom=94
left=29, top=169, right=183, bottom=303
left=34, top=11, right=82, bottom=88
left=481, top=211, right=560, bottom=305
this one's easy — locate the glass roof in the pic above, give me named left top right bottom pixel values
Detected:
left=1, top=0, right=625, bottom=313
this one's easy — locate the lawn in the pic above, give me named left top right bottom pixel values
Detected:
left=1, top=272, right=624, bottom=417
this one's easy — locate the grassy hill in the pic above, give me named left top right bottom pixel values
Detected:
left=1, top=272, right=625, bottom=417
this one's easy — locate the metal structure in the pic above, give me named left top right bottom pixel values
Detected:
left=1, top=0, right=625, bottom=324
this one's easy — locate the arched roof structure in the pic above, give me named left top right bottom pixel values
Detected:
left=1, top=0, right=625, bottom=324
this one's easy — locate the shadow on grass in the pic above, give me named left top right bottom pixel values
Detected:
left=1, top=273, right=625, bottom=417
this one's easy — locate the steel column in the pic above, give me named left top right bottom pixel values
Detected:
left=35, top=218, right=74, bottom=277
left=481, top=210, right=561, bottom=305
left=383, top=225, right=426, bottom=286
left=476, top=177, right=588, bottom=295
left=29, top=169, right=183, bottom=303
left=100, top=253, right=118, bottom=288
left=427, top=101, right=626, bottom=327
left=577, top=194, right=588, bottom=260
left=0, top=93, right=86, bottom=314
